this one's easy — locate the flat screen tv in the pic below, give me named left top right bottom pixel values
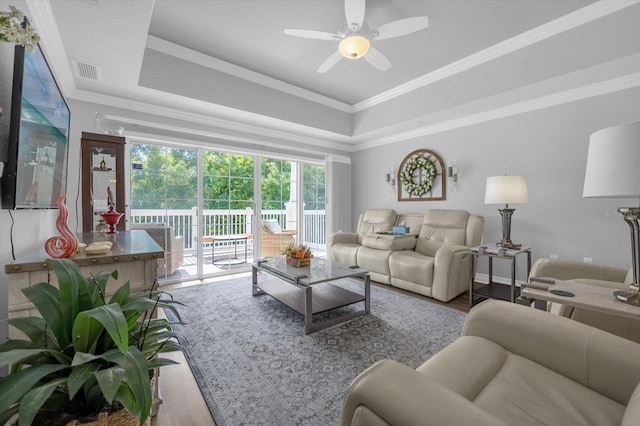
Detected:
left=0, top=42, right=70, bottom=209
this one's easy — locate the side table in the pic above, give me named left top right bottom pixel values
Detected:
left=209, top=234, right=249, bottom=264
left=469, top=245, right=532, bottom=306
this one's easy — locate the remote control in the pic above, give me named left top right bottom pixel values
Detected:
left=550, top=289, right=575, bottom=297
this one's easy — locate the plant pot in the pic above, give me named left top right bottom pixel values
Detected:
left=64, top=408, right=151, bottom=426
left=150, top=368, right=163, bottom=417
left=286, top=256, right=310, bottom=267
left=64, top=373, right=159, bottom=425
left=12, top=407, right=151, bottom=426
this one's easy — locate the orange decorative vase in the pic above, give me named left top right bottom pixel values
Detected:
left=44, top=195, right=79, bottom=258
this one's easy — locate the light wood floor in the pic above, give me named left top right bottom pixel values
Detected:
left=151, top=275, right=474, bottom=425
left=150, top=350, right=216, bottom=426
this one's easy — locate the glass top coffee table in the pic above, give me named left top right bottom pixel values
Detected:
left=252, top=257, right=370, bottom=334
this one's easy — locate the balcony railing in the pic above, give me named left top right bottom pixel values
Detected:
left=130, top=208, right=326, bottom=252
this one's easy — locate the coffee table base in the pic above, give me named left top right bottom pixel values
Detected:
left=252, top=275, right=370, bottom=334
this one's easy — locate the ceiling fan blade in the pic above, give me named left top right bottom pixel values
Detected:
left=345, top=0, right=365, bottom=31
left=373, top=16, right=429, bottom=40
left=364, top=47, right=391, bottom=71
left=317, top=51, right=343, bottom=73
left=284, top=29, right=340, bottom=40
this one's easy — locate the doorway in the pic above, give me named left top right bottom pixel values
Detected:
left=129, top=141, right=326, bottom=282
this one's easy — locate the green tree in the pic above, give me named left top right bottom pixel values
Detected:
left=130, top=145, right=197, bottom=209
left=202, top=152, right=254, bottom=209
left=303, top=164, right=326, bottom=210
left=130, top=144, right=325, bottom=212
left=261, top=159, right=291, bottom=210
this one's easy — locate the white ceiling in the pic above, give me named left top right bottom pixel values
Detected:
left=21, top=0, right=640, bottom=152
left=148, top=0, right=591, bottom=105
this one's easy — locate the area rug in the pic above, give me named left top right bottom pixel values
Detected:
left=165, top=276, right=467, bottom=426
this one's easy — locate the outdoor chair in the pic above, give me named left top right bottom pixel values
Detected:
left=261, top=219, right=295, bottom=257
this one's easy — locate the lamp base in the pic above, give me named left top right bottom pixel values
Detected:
left=618, top=207, right=640, bottom=286
left=496, top=207, right=521, bottom=250
left=497, top=240, right=521, bottom=250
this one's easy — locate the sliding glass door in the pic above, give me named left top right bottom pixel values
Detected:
left=129, top=144, right=197, bottom=281
left=259, top=158, right=296, bottom=257
left=302, top=164, right=326, bottom=257
left=202, top=150, right=254, bottom=271
left=129, top=141, right=327, bottom=281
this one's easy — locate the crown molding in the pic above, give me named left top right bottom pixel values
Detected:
left=25, top=0, right=640, bottom=157
left=70, top=89, right=354, bottom=153
left=353, top=0, right=639, bottom=112
left=146, top=35, right=354, bottom=114
left=353, top=71, right=640, bottom=151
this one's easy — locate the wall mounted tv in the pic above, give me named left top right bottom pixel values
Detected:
left=0, top=42, right=70, bottom=209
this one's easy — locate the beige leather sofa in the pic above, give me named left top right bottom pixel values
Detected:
left=130, top=223, right=184, bottom=276
left=342, top=299, right=640, bottom=426
left=327, top=209, right=484, bottom=302
left=530, top=258, right=639, bottom=342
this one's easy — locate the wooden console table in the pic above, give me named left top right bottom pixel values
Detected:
left=4, top=230, right=163, bottom=339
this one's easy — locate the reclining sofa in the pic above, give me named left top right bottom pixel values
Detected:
left=342, top=299, right=640, bottom=426
left=327, top=209, right=484, bottom=302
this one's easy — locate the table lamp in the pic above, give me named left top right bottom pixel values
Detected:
left=485, top=175, right=528, bottom=249
left=583, top=122, right=640, bottom=303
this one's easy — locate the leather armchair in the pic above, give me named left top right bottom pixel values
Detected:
left=529, top=258, right=639, bottom=342
left=342, top=300, right=640, bottom=426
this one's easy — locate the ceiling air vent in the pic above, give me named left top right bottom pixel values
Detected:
left=72, top=60, right=102, bottom=81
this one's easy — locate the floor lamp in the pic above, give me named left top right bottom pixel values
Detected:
left=485, top=175, right=528, bottom=249
left=583, top=122, right=640, bottom=303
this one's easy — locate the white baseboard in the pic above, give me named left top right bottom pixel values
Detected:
left=474, top=273, right=526, bottom=287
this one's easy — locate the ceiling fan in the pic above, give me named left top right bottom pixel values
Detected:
left=284, top=0, right=429, bottom=73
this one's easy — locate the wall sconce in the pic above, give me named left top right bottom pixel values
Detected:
left=447, top=163, right=458, bottom=187
left=385, top=171, right=396, bottom=187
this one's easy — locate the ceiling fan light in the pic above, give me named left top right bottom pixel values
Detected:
left=338, top=35, right=370, bottom=59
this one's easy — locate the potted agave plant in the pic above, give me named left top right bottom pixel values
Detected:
left=0, top=258, right=185, bottom=426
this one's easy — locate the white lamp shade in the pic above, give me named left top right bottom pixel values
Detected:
left=485, top=175, right=528, bottom=204
left=583, top=122, right=640, bottom=198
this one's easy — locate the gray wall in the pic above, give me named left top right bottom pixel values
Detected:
left=351, top=86, right=640, bottom=279
left=2, top=56, right=638, bottom=346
